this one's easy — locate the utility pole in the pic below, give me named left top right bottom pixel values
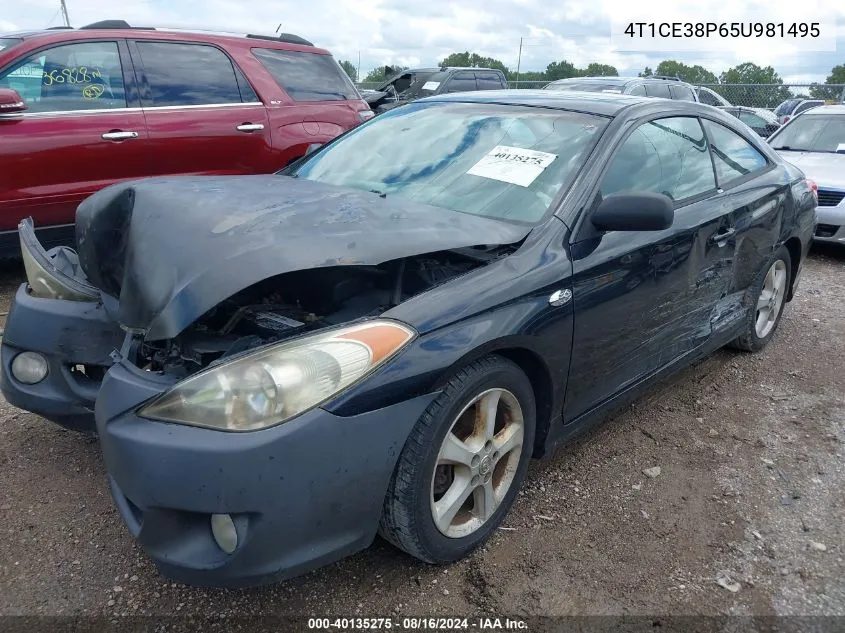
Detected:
left=515, top=37, right=523, bottom=85
left=357, top=50, right=361, bottom=83
left=60, top=0, right=71, bottom=27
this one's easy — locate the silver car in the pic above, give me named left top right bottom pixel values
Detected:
left=768, top=105, right=845, bottom=245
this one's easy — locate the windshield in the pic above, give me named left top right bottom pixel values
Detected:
left=0, top=38, right=22, bottom=52
left=292, top=102, right=608, bottom=223
left=770, top=114, right=845, bottom=152
left=545, top=81, right=624, bottom=93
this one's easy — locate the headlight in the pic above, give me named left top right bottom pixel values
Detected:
left=137, top=319, right=416, bottom=431
left=19, top=218, right=98, bottom=301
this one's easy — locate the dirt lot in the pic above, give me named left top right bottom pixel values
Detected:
left=0, top=245, right=843, bottom=622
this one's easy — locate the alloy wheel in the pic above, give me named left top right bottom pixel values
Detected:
left=430, top=388, right=524, bottom=538
left=755, top=259, right=787, bottom=339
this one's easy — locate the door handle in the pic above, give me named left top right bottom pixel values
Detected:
left=102, top=131, right=138, bottom=141
left=236, top=123, right=265, bottom=132
left=709, top=227, right=736, bottom=245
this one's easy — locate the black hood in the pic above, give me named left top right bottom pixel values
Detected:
left=75, top=175, right=530, bottom=341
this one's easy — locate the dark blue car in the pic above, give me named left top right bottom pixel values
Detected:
left=1, top=90, right=816, bottom=588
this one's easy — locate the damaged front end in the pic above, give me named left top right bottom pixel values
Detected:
left=3, top=176, right=528, bottom=432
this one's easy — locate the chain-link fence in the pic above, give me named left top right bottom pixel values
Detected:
left=354, top=81, right=845, bottom=110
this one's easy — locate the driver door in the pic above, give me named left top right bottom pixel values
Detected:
left=563, top=116, right=735, bottom=421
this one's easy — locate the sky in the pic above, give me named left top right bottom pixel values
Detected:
left=2, top=0, right=844, bottom=83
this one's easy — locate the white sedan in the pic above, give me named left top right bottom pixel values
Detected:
left=768, top=105, right=845, bottom=245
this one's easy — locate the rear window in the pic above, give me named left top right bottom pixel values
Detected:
left=669, top=84, right=696, bottom=101
left=0, top=38, right=22, bottom=52
left=253, top=48, right=358, bottom=101
left=774, top=99, right=800, bottom=116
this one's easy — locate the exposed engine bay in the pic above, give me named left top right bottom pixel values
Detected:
left=132, top=246, right=513, bottom=378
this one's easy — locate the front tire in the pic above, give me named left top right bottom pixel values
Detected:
left=379, top=355, right=536, bottom=564
left=730, top=246, right=791, bottom=352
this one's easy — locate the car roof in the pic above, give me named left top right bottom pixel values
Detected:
left=1, top=24, right=329, bottom=54
left=419, top=89, right=715, bottom=117
left=800, top=104, right=845, bottom=115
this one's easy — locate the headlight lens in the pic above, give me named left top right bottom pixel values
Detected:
left=137, top=320, right=415, bottom=431
left=19, top=218, right=98, bottom=301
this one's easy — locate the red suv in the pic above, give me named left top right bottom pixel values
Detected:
left=0, top=20, right=372, bottom=256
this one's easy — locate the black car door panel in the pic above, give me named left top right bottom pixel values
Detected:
left=564, top=116, right=736, bottom=422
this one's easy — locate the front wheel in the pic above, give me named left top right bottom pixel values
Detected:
left=379, top=355, right=536, bottom=564
left=730, top=246, right=791, bottom=352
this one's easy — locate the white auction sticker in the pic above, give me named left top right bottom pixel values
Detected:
left=421, top=81, right=440, bottom=91
left=467, top=145, right=557, bottom=187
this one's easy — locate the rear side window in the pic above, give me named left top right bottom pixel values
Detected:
left=443, top=72, right=477, bottom=93
left=697, top=89, right=720, bottom=106
left=0, top=41, right=126, bottom=112
left=669, top=84, right=696, bottom=101
left=794, top=100, right=822, bottom=115
left=702, top=120, right=768, bottom=185
left=475, top=72, right=507, bottom=90
left=252, top=48, right=358, bottom=101
left=644, top=82, right=671, bottom=99
left=136, top=42, right=244, bottom=106
left=738, top=111, right=767, bottom=128
left=628, top=84, right=646, bottom=96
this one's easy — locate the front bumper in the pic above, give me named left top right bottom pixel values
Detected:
left=0, top=284, right=123, bottom=431
left=813, top=204, right=845, bottom=244
left=97, top=359, right=435, bottom=588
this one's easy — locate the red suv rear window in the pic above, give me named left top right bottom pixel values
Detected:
left=252, top=48, right=359, bottom=102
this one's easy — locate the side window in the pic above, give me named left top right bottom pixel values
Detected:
left=252, top=48, right=359, bottom=101
left=794, top=101, right=821, bottom=115
left=644, top=82, right=671, bottom=99
left=0, top=41, right=126, bottom=112
left=669, top=84, right=696, bottom=101
left=443, top=72, right=477, bottom=93
left=136, top=42, right=242, bottom=107
left=475, top=72, right=506, bottom=90
left=738, top=111, right=766, bottom=128
left=600, top=117, right=716, bottom=203
left=697, top=89, right=718, bottom=106
left=627, top=84, right=646, bottom=96
left=702, top=120, right=768, bottom=185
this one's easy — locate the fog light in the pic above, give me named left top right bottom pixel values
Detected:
left=210, top=513, right=238, bottom=554
left=11, top=352, right=49, bottom=384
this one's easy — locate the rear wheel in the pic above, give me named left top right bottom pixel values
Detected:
left=379, top=356, right=535, bottom=563
left=730, top=246, right=791, bottom=352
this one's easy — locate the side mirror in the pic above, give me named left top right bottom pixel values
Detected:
left=591, top=192, right=674, bottom=232
left=0, top=88, right=27, bottom=116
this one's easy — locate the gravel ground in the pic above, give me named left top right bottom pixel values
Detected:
left=0, top=245, right=843, bottom=621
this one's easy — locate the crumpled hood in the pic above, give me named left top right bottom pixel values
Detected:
left=75, top=175, right=530, bottom=341
left=776, top=151, right=845, bottom=189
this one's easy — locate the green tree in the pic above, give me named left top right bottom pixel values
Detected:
left=545, top=60, right=580, bottom=81
left=438, top=51, right=510, bottom=75
left=362, top=65, right=405, bottom=84
left=809, top=64, right=845, bottom=100
left=583, top=63, right=618, bottom=77
left=339, top=60, right=358, bottom=82
left=638, top=66, right=653, bottom=77
left=653, top=60, right=717, bottom=84
left=719, top=62, right=792, bottom=108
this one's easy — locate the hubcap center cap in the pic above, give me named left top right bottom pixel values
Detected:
left=479, top=455, right=492, bottom=476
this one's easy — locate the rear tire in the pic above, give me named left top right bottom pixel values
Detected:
left=730, top=246, right=791, bottom=352
left=379, top=355, right=535, bottom=564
